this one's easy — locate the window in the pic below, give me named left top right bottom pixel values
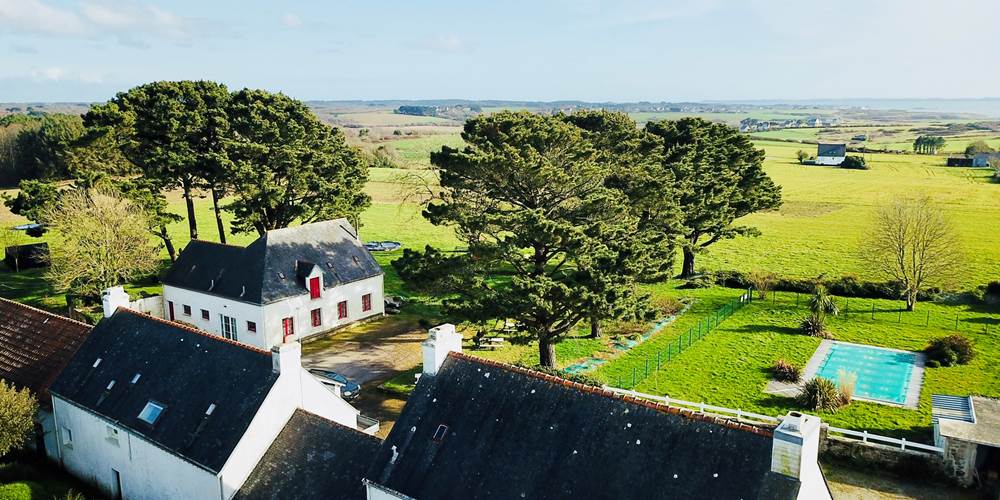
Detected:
left=311, top=308, right=322, bottom=327
left=201, top=309, right=210, bottom=320
left=182, top=304, right=191, bottom=316
left=138, top=401, right=165, bottom=425
left=106, top=425, right=120, bottom=446
left=61, top=426, right=73, bottom=447
left=309, top=276, right=321, bottom=299
left=167, top=301, right=175, bottom=320
left=221, top=315, right=238, bottom=341
left=247, top=321, right=257, bottom=333
left=282, top=317, right=294, bottom=341
left=432, top=424, right=449, bottom=443
left=337, top=301, right=348, bottom=320
left=362, top=293, right=372, bottom=312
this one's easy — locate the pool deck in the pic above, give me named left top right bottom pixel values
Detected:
left=764, top=340, right=925, bottom=409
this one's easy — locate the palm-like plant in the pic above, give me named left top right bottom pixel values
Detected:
left=808, top=284, right=839, bottom=321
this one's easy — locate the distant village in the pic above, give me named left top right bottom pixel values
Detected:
left=739, top=116, right=842, bottom=132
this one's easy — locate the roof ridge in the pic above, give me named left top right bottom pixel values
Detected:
left=188, top=238, right=247, bottom=250
left=447, top=352, right=773, bottom=438
left=116, top=308, right=272, bottom=356
left=0, top=296, right=92, bottom=329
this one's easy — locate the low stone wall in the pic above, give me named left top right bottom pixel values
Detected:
left=819, top=427, right=951, bottom=484
left=129, top=295, right=164, bottom=318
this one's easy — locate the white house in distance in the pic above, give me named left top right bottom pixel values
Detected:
left=815, top=143, right=847, bottom=166
left=48, top=308, right=375, bottom=500
left=160, top=219, right=384, bottom=350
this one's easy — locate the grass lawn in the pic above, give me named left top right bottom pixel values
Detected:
left=629, top=289, right=1000, bottom=441
left=380, top=135, right=465, bottom=169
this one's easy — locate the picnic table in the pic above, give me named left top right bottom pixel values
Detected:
left=477, top=337, right=506, bottom=350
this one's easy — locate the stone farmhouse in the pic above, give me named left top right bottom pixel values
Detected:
left=158, top=219, right=384, bottom=350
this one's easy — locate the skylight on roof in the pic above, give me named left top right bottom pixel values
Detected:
left=206, top=403, right=216, bottom=416
left=131, top=373, right=141, bottom=384
left=92, top=358, right=102, bottom=368
left=106, top=380, right=116, bottom=390
left=138, top=401, right=166, bottom=425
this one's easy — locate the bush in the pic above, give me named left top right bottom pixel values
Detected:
left=799, top=314, right=832, bottom=339
left=771, top=359, right=801, bottom=383
left=925, top=335, right=975, bottom=367
left=650, top=295, right=684, bottom=316
left=0, top=381, right=38, bottom=457
left=747, top=269, right=776, bottom=299
left=925, top=359, right=941, bottom=368
left=519, top=363, right=602, bottom=387
left=798, top=377, right=847, bottom=412
left=678, top=274, right=713, bottom=289
left=840, top=155, right=869, bottom=170
left=837, top=369, right=856, bottom=402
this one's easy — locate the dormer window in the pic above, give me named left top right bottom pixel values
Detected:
left=138, top=401, right=166, bottom=426
left=309, top=276, right=321, bottom=299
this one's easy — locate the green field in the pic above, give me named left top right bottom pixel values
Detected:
left=753, top=126, right=1000, bottom=154
left=380, top=135, right=465, bottom=168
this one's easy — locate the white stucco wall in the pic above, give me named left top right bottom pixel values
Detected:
left=814, top=155, right=845, bottom=166
left=163, top=274, right=383, bottom=350
left=52, top=396, right=221, bottom=500
left=39, top=409, right=60, bottom=462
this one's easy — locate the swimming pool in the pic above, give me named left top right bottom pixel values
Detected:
left=812, top=342, right=922, bottom=405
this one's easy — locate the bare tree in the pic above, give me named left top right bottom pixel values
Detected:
left=746, top=269, right=776, bottom=299
left=861, top=196, right=961, bottom=310
left=44, top=188, right=160, bottom=306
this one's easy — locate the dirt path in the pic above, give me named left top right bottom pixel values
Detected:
left=301, top=315, right=425, bottom=385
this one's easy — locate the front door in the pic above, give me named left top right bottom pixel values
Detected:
left=110, top=468, right=122, bottom=500
left=167, top=301, right=175, bottom=321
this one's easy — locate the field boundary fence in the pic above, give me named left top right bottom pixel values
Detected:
left=765, top=290, right=999, bottom=334
left=611, top=287, right=753, bottom=390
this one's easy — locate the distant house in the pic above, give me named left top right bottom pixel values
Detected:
left=361, top=325, right=833, bottom=500
left=815, top=143, right=847, bottom=166
left=49, top=308, right=373, bottom=500
left=161, top=219, right=384, bottom=350
left=0, top=298, right=91, bottom=460
left=851, top=134, right=867, bottom=141
left=947, top=157, right=974, bottom=167
left=972, top=152, right=1000, bottom=167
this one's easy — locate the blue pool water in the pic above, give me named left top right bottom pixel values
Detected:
left=814, top=343, right=918, bottom=404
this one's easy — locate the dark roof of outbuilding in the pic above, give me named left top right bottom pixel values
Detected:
left=49, top=309, right=277, bottom=473
left=817, top=143, right=847, bottom=157
left=162, top=219, right=382, bottom=305
left=234, top=409, right=382, bottom=500
left=368, top=353, right=795, bottom=500
left=0, top=298, right=91, bottom=409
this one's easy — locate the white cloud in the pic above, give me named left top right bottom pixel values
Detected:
left=282, top=13, right=302, bottom=28
left=419, top=34, right=464, bottom=52
left=0, top=0, right=88, bottom=36
left=29, top=66, right=68, bottom=81
left=80, top=2, right=134, bottom=28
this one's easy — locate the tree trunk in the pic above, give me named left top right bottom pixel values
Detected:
left=159, top=226, right=176, bottom=262
left=680, top=247, right=696, bottom=277
left=538, top=336, right=556, bottom=368
left=211, top=187, right=226, bottom=244
left=589, top=314, right=602, bottom=339
left=182, top=180, right=198, bottom=240
left=905, top=292, right=916, bottom=311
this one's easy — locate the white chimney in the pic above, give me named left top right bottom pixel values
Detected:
left=422, top=324, right=462, bottom=375
left=272, top=342, right=302, bottom=375
left=101, top=286, right=131, bottom=318
left=771, top=412, right=831, bottom=500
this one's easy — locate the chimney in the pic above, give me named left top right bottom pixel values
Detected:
left=101, top=286, right=131, bottom=318
left=771, top=412, right=831, bottom=499
left=422, top=324, right=462, bottom=376
left=272, top=342, right=302, bottom=375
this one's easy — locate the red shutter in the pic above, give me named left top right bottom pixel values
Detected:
left=311, top=308, right=322, bottom=327
left=338, top=301, right=348, bottom=319
left=362, top=294, right=372, bottom=312
left=282, top=317, right=294, bottom=341
left=309, top=277, right=321, bottom=299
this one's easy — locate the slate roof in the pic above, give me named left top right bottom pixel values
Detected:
left=0, top=298, right=91, bottom=409
left=817, top=143, right=847, bottom=157
left=367, top=353, right=796, bottom=500
left=162, top=219, right=383, bottom=305
left=49, top=309, right=278, bottom=473
left=234, top=409, right=382, bottom=500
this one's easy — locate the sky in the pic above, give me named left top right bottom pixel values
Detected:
left=1, top=0, right=999, bottom=103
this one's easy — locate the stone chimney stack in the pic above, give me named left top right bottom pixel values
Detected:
left=422, top=324, right=462, bottom=376
left=272, top=342, right=302, bottom=375
left=771, top=411, right=831, bottom=499
left=101, top=286, right=131, bottom=318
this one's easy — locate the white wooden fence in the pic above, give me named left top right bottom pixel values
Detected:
left=605, top=387, right=943, bottom=454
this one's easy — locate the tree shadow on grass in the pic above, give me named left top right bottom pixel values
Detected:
left=732, top=324, right=801, bottom=336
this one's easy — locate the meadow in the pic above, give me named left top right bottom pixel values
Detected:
left=753, top=126, right=1000, bottom=154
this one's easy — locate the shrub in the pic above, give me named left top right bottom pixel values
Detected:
left=925, top=335, right=975, bottom=367
left=519, top=363, right=602, bottom=387
left=650, top=295, right=683, bottom=316
left=925, top=359, right=941, bottom=368
left=678, top=274, right=713, bottom=289
left=798, top=377, right=846, bottom=412
left=0, top=381, right=38, bottom=456
left=771, top=359, right=801, bottom=383
left=840, top=155, right=869, bottom=170
left=799, top=314, right=832, bottom=339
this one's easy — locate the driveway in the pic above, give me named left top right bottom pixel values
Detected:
left=301, top=316, right=425, bottom=385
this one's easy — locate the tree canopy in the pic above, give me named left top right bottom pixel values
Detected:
left=913, top=135, right=946, bottom=154
left=224, top=89, right=369, bottom=235
left=395, top=111, right=651, bottom=367
left=0, top=380, right=37, bottom=457
left=964, top=140, right=995, bottom=157
left=644, top=117, right=781, bottom=277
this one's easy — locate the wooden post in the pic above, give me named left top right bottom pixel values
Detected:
left=871, top=303, right=875, bottom=320
left=926, top=311, right=930, bottom=327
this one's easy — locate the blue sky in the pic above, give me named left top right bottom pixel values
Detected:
left=1, top=0, right=998, bottom=102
